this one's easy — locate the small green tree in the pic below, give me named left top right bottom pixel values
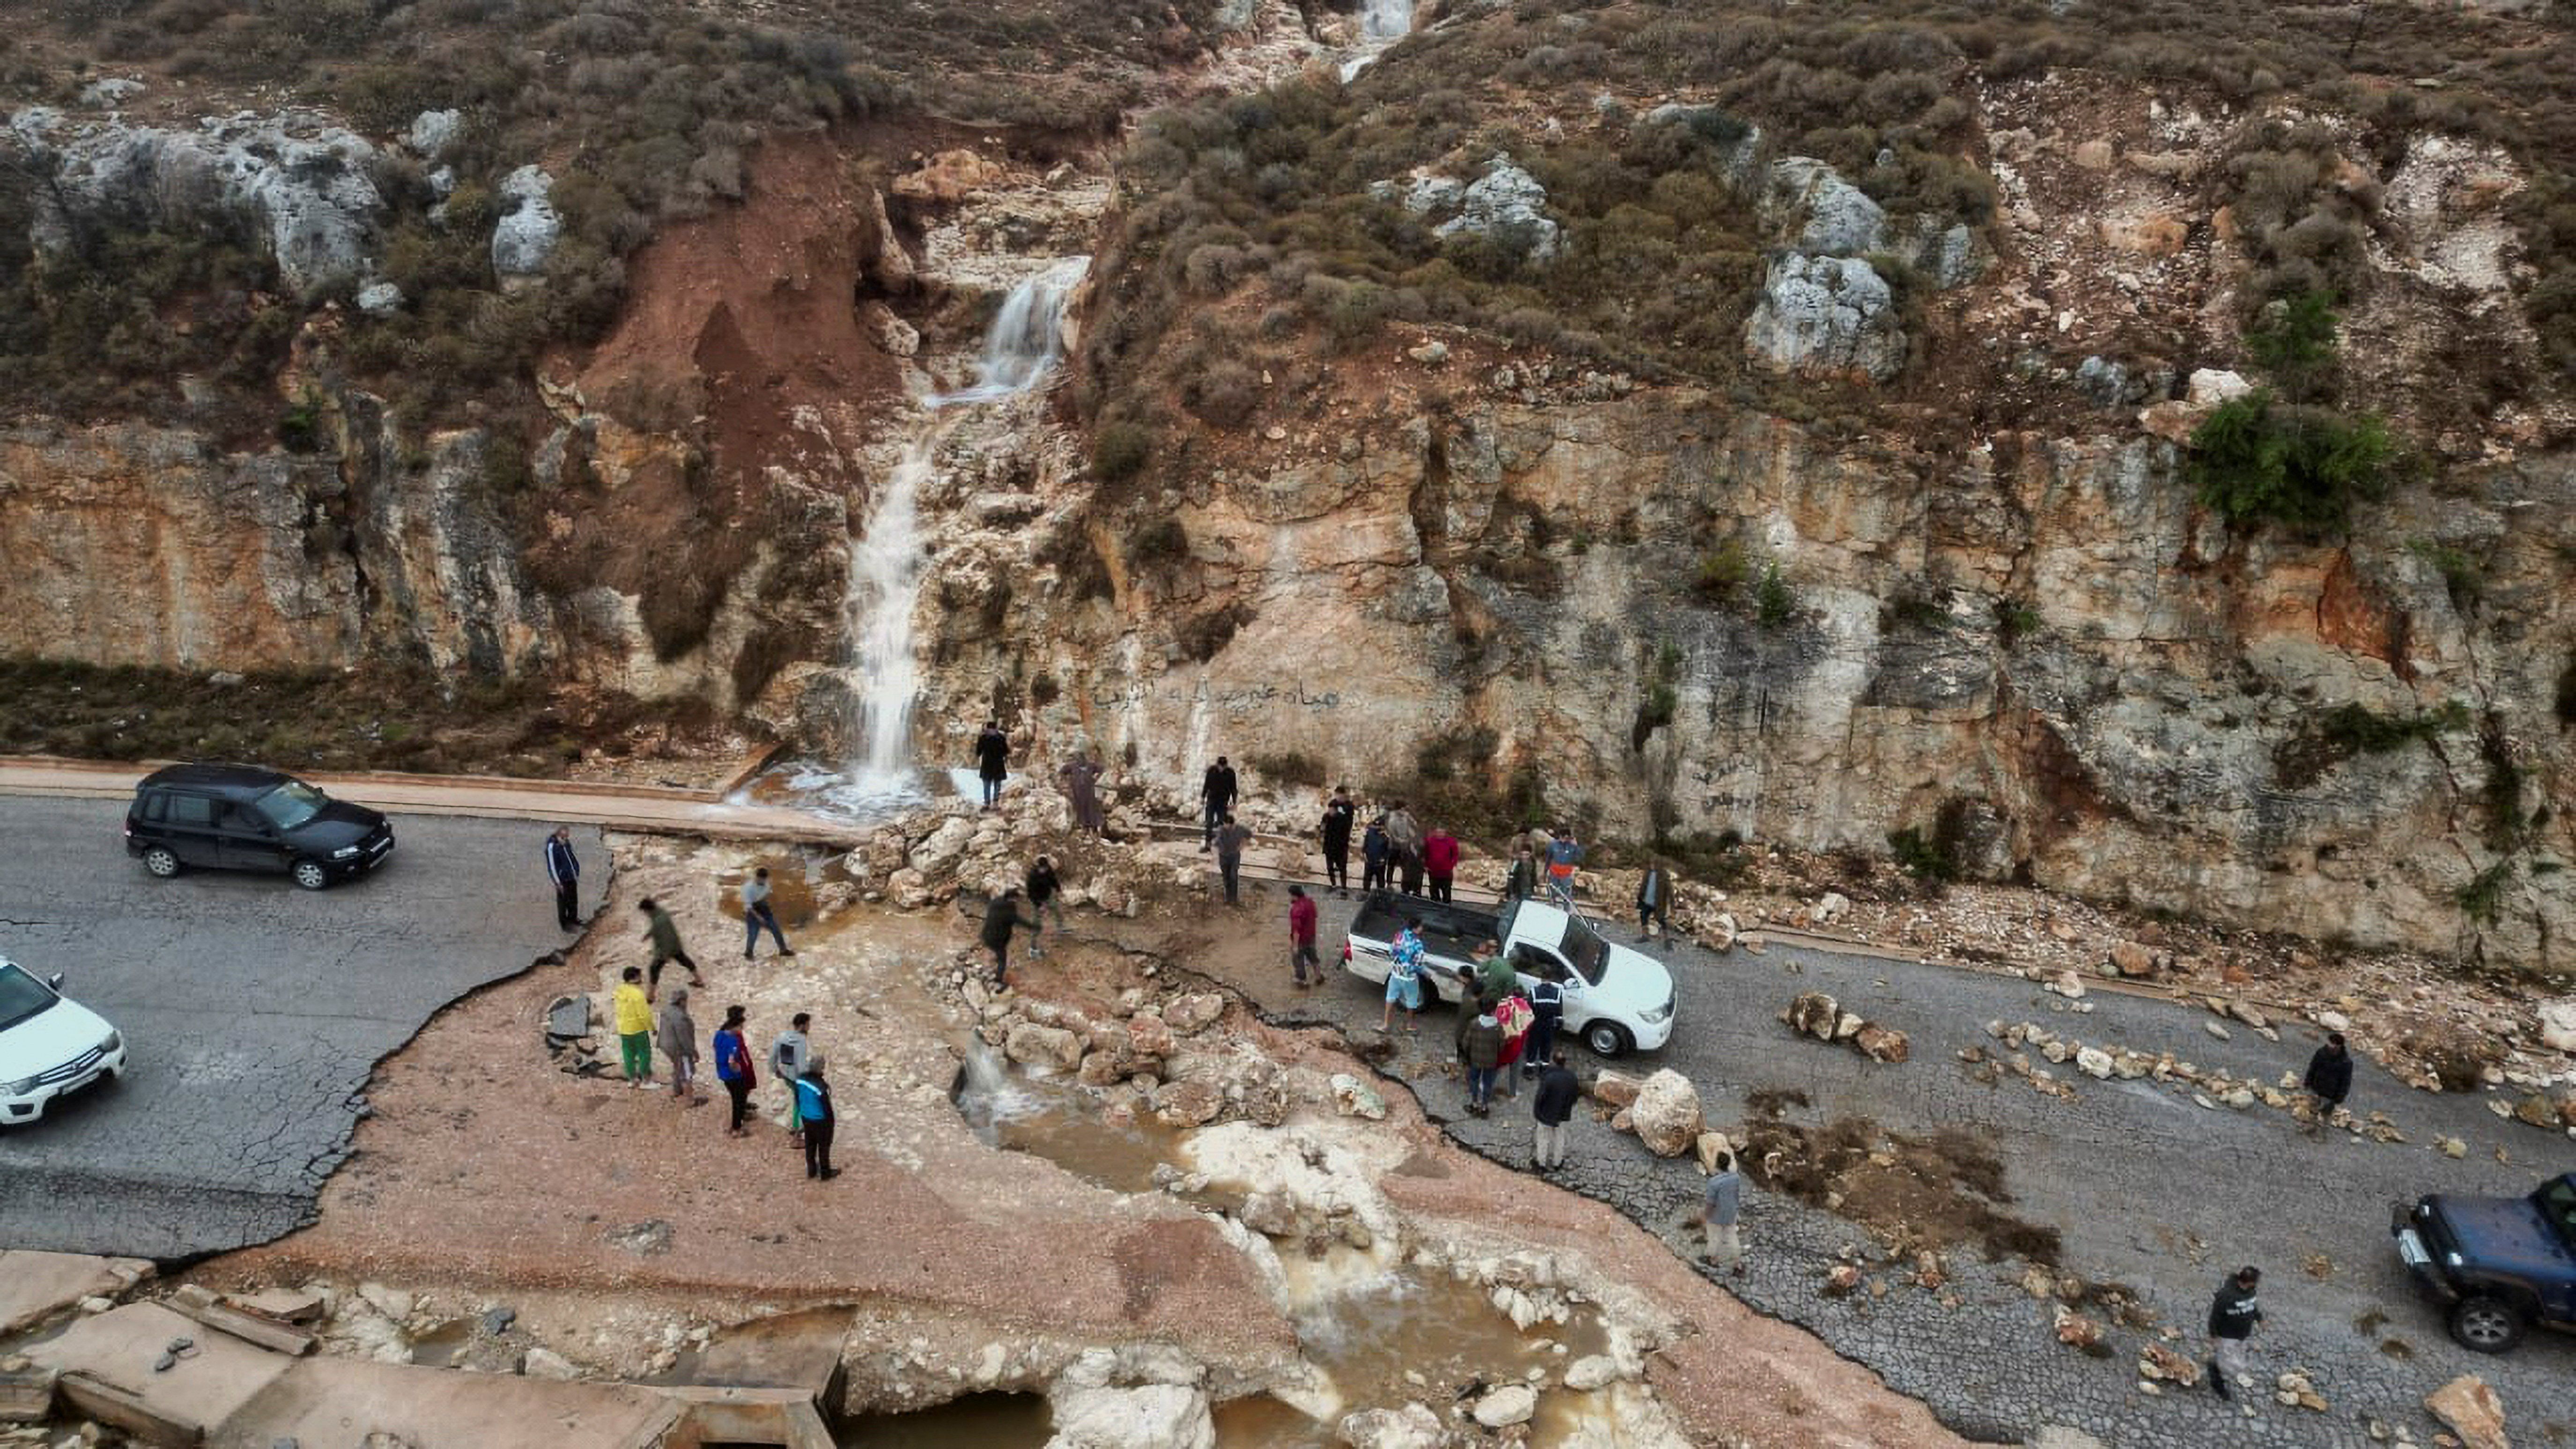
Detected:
left=2186, top=391, right=2395, bottom=535
left=2245, top=288, right=2341, bottom=401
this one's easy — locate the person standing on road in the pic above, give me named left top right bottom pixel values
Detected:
left=639, top=898, right=703, bottom=997
left=2301, top=1033, right=2353, bottom=1137
left=1701, top=1152, right=1746, bottom=1276
left=1532, top=1049, right=1578, bottom=1170
left=1385, top=801, right=1425, bottom=895
left=1380, top=917, right=1426, bottom=1034
left=796, top=1054, right=838, bottom=1180
left=983, top=887, right=1034, bottom=989
left=740, top=867, right=797, bottom=961
left=1636, top=859, right=1672, bottom=941
left=1214, top=813, right=1254, bottom=906
left=1493, top=988, right=1532, bottom=1101
left=2206, top=1266, right=2263, bottom=1401
left=974, top=719, right=1011, bottom=809
left=1543, top=828, right=1584, bottom=909
left=1200, top=756, right=1238, bottom=850
left=768, top=1012, right=811, bottom=1140
left=1025, top=856, right=1063, bottom=957
left=612, top=967, right=655, bottom=1087
left=1423, top=824, right=1461, bottom=903
left=1361, top=814, right=1392, bottom=895
left=1474, top=938, right=1516, bottom=1006
left=1060, top=752, right=1108, bottom=836
left=546, top=826, right=582, bottom=932
left=713, top=1003, right=757, bottom=1136
left=1463, top=1004, right=1504, bottom=1116
left=1287, top=883, right=1320, bottom=987
left=1504, top=845, right=1537, bottom=904
left=1524, top=973, right=1563, bottom=1079
left=1319, top=786, right=1356, bottom=897
left=656, top=987, right=701, bottom=1106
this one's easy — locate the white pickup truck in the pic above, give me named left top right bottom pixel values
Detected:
left=1340, top=890, right=1675, bottom=1057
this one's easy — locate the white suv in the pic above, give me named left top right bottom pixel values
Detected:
left=0, top=958, right=126, bottom=1125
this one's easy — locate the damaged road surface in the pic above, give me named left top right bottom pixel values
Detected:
left=0, top=793, right=604, bottom=1257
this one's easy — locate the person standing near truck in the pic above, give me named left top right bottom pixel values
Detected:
left=1524, top=974, right=1563, bottom=1079
left=1200, top=756, right=1238, bottom=850
left=1531, top=1049, right=1578, bottom=1170
left=1379, top=918, right=1426, bottom=1034
left=1462, top=1005, right=1504, bottom=1116
left=1386, top=801, right=1425, bottom=895
left=1474, top=938, right=1517, bottom=1006
left=1636, top=859, right=1672, bottom=942
left=1319, top=786, right=1356, bottom=897
left=2205, top=1266, right=2263, bottom=1401
left=1504, top=845, right=1536, bottom=903
left=1543, top=828, right=1584, bottom=909
left=1493, top=988, right=1532, bottom=1101
left=1423, top=824, right=1462, bottom=903
left=1361, top=814, right=1392, bottom=895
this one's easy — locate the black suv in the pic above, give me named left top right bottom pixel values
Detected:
left=124, top=764, right=394, bottom=890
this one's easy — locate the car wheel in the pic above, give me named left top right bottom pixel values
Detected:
left=2448, top=1295, right=2527, bottom=1354
left=291, top=860, right=331, bottom=891
left=142, top=846, right=180, bottom=879
left=1584, top=1020, right=1633, bottom=1058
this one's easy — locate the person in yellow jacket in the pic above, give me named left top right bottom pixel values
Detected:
left=612, top=966, right=655, bottom=1087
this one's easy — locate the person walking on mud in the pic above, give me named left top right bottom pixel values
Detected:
left=974, top=719, right=1010, bottom=809
left=795, top=1054, right=838, bottom=1180
left=1379, top=917, right=1426, bottom=1034
left=1531, top=1048, right=1578, bottom=1170
left=1199, top=756, right=1238, bottom=851
left=1361, top=813, right=1392, bottom=895
left=768, top=1012, right=811, bottom=1141
left=740, top=867, right=797, bottom=961
left=1287, top=883, right=1320, bottom=987
left=1636, top=859, right=1673, bottom=942
left=656, top=987, right=701, bottom=1106
left=1385, top=801, right=1425, bottom=895
left=983, top=887, right=1035, bottom=990
left=2206, top=1266, right=2263, bottom=1401
left=1319, top=785, right=1356, bottom=897
left=1214, top=813, right=1254, bottom=906
left=1059, top=752, right=1108, bottom=836
left=612, top=966, right=655, bottom=1087
left=2301, top=1032, right=2354, bottom=1137
left=714, top=1004, right=758, bottom=1136
left=1423, top=823, right=1461, bottom=903
left=1701, top=1151, right=1747, bottom=1276
left=639, top=897, right=703, bottom=997
left=545, top=825, right=583, bottom=932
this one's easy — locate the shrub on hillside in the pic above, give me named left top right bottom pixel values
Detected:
left=2185, top=392, right=2396, bottom=534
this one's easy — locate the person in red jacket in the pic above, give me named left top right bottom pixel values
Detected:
left=1422, top=826, right=1462, bottom=904
left=1287, top=884, right=1320, bottom=986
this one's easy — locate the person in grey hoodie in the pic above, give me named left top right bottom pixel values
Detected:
left=1385, top=801, right=1426, bottom=896
left=655, top=987, right=701, bottom=1106
left=769, top=1012, right=812, bottom=1140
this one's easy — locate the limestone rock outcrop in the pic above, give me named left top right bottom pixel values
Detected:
left=1744, top=254, right=1907, bottom=381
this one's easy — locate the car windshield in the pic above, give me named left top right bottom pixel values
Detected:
left=0, top=962, right=59, bottom=1034
left=2537, top=1178, right=2576, bottom=1249
left=1553, top=915, right=1609, bottom=986
left=252, top=781, right=330, bottom=831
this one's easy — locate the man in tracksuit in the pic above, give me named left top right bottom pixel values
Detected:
left=545, top=826, right=581, bottom=931
left=2206, top=1266, right=2263, bottom=1400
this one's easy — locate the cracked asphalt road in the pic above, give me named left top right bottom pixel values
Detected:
left=1181, top=882, right=2576, bottom=1447
left=0, top=794, right=600, bottom=1259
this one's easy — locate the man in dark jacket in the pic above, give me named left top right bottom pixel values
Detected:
left=982, top=887, right=1034, bottom=989
left=974, top=720, right=1010, bottom=809
left=2206, top=1266, right=2262, bottom=1400
left=1531, top=1049, right=1578, bottom=1169
left=2301, top=1033, right=2354, bottom=1137
left=1636, top=860, right=1672, bottom=941
left=1319, top=786, right=1356, bottom=897
left=545, top=825, right=582, bottom=931
left=1462, top=1005, right=1505, bottom=1116
left=1523, top=975, right=1563, bottom=1079
left=1361, top=816, right=1392, bottom=894
left=1200, top=757, right=1238, bottom=850
left=639, top=897, right=703, bottom=996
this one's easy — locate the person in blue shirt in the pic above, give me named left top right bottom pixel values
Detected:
left=1378, top=917, right=1426, bottom=1034
left=711, top=1004, right=754, bottom=1138
left=1544, top=828, right=1584, bottom=908
left=795, top=1055, right=838, bottom=1181
left=545, top=826, right=581, bottom=931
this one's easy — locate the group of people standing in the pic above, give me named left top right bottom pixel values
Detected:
left=606, top=974, right=841, bottom=1180
left=974, top=721, right=1114, bottom=838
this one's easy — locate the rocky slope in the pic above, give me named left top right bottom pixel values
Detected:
left=1, top=0, right=2572, bottom=972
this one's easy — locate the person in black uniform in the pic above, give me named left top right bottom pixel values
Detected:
left=1320, top=785, right=1356, bottom=897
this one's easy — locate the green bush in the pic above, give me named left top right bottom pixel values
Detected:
left=1887, top=826, right=1955, bottom=883
left=1125, top=515, right=1188, bottom=567
left=2244, top=288, right=2342, bottom=401
left=2185, top=392, right=2396, bottom=534
left=1092, top=421, right=1152, bottom=483
left=1694, top=539, right=1752, bottom=604
left=1755, top=562, right=1797, bottom=628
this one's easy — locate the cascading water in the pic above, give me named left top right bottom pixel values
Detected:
left=816, top=256, right=1089, bottom=813
left=1342, top=0, right=1415, bottom=78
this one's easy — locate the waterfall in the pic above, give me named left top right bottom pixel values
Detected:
left=836, top=257, right=1089, bottom=806
left=1359, top=0, right=1414, bottom=42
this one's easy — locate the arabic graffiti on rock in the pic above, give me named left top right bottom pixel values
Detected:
left=1088, top=679, right=1344, bottom=714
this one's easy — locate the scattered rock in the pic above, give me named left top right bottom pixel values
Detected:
left=2106, top=942, right=2161, bottom=978
left=1005, top=1021, right=1085, bottom=1074
left=1429, top=153, right=1561, bottom=263
left=2138, top=1341, right=2200, bottom=1387
left=1469, top=1383, right=1537, bottom=1429
left=1563, top=1354, right=1620, bottom=1392
left=2538, top=997, right=2576, bottom=1054
left=354, top=281, right=404, bottom=317
left=1629, top=1070, right=1704, bottom=1157
left=1590, top=1070, right=1647, bottom=1109
left=2204, top=1021, right=2232, bottom=1041
left=2075, top=1046, right=2115, bottom=1080
left=491, top=164, right=560, bottom=281
left=1694, top=1131, right=1734, bottom=1173
left=1048, top=1382, right=1214, bottom=1449
left=1334, top=1403, right=1450, bottom=1449
left=1151, top=1079, right=1225, bottom=1128
left=1329, top=1073, right=1387, bottom=1120
left=2052, top=1304, right=2102, bottom=1351
left=1164, top=993, right=1226, bottom=1035
left=1744, top=252, right=1905, bottom=382
left=521, top=1347, right=579, bottom=1381
left=355, top=1283, right=414, bottom=1321
left=1854, top=1024, right=1910, bottom=1063
left=2424, top=1375, right=2508, bottom=1449
left=2047, top=970, right=2088, bottom=1000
